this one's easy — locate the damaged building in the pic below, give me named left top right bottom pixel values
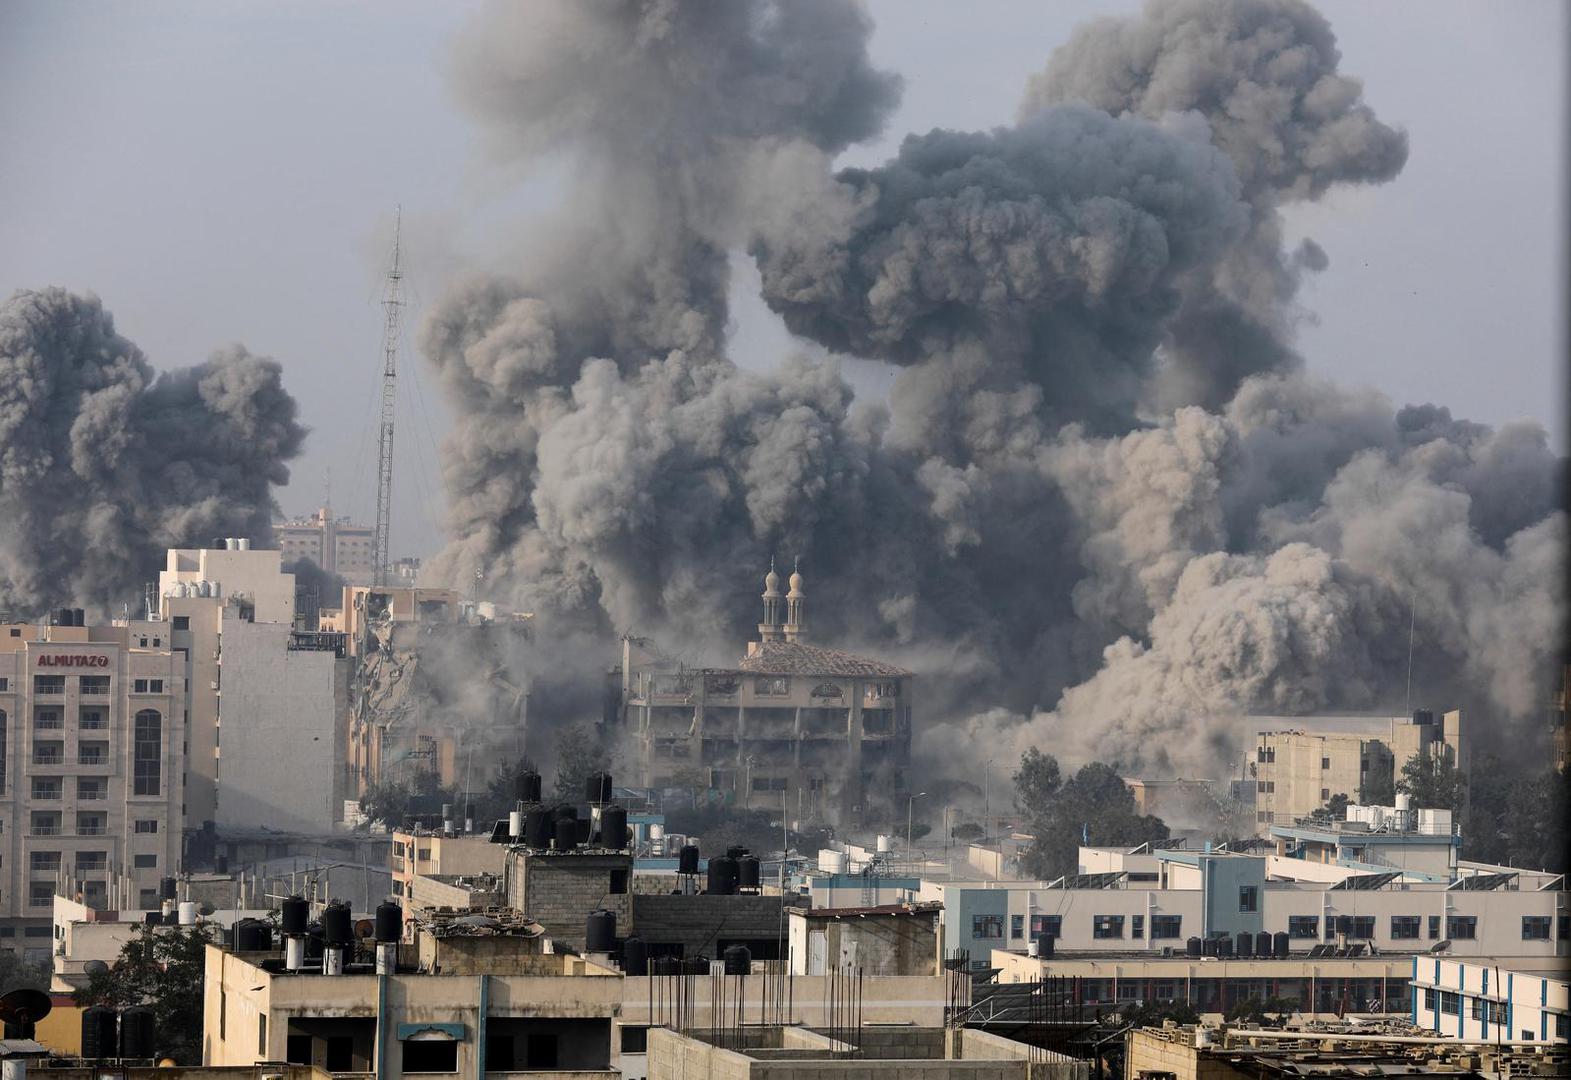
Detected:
left=612, top=566, right=913, bottom=827
left=340, top=586, right=534, bottom=799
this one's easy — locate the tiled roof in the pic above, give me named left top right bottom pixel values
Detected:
left=736, top=641, right=910, bottom=678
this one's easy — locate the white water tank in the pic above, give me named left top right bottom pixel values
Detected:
left=176, top=582, right=190, bottom=598
left=238, top=538, right=251, bottom=551
left=1394, top=792, right=1411, bottom=812
left=177, top=901, right=198, bottom=926
left=875, top=835, right=892, bottom=853
left=649, top=823, right=665, bottom=841
left=818, top=849, right=848, bottom=874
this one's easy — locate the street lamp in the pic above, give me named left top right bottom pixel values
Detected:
left=907, top=791, right=928, bottom=850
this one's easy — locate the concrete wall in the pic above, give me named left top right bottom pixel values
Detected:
left=1123, top=1028, right=1241, bottom=1080
left=215, top=620, right=344, bottom=834
left=631, top=893, right=799, bottom=958
left=508, top=852, right=633, bottom=948
left=788, top=911, right=938, bottom=976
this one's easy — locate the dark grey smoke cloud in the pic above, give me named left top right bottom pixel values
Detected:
left=421, top=0, right=1562, bottom=778
left=0, top=287, right=305, bottom=615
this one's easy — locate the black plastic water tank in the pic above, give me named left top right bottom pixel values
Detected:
left=1216, top=935, right=1233, bottom=958
left=305, top=923, right=325, bottom=962
left=725, top=845, right=748, bottom=860
left=375, top=901, right=402, bottom=944
left=585, top=771, right=614, bottom=805
left=707, top=855, right=739, bottom=895
left=585, top=909, right=617, bottom=953
left=281, top=895, right=309, bottom=936
left=1336, top=914, right=1352, bottom=936
left=81, top=1006, right=116, bottom=1059
left=525, top=807, right=555, bottom=848
left=161, top=909, right=178, bottom=926
left=1185, top=936, right=1202, bottom=957
left=214, top=854, right=229, bottom=875
left=723, top=944, right=751, bottom=975
left=322, top=902, right=353, bottom=947
left=516, top=770, right=543, bottom=804
left=1235, top=931, right=1253, bottom=957
left=572, top=817, right=591, bottom=844
left=1038, top=934, right=1055, bottom=959
left=651, top=956, right=682, bottom=977
left=119, top=1006, right=154, bottom=1059
left=622, top=936, right=648, bottom=976
left=683, top=955, right=710, bottom=976
left=233, top=918, right=270, bottom=951
left=737, top=855, right=761, bottom=892
left=678, top=844, right=700, bottom=875
left=1273, top=931, right=1290, bottom=957
left=72, top=608, right=85, bottom=626
left=1201, top=936, right=1218, bottom=957
left=1255, top=931, right=1272, bottom=957
left=554, top=805, right=580, bottom=849
left=599, top=806, right=628, bottom=849
left=159, top=876, right=177, bottom=901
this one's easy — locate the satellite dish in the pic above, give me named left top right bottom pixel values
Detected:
left=84, top=960, right=110, bottom=975
left=0, top=988, right=52, bottom=1024
left=354, top=918, right=375, bottom=940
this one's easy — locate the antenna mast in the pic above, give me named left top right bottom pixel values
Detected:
left=372, top=208, right=404, bottom=587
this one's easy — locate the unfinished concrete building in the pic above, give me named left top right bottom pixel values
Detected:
left=614, top=565, right=913, bottom=827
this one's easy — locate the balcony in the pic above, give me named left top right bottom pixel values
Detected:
left=77, top=754, right=108, bottom=767
left=29, top=825, right=61, bottom=837
left=32, top=752, right=64, bottom=766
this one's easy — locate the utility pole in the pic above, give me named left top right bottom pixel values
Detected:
left=372, top=208, right=404, bottom=587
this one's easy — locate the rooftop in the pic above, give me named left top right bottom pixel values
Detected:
left=737, top=640, right=910, bottom=677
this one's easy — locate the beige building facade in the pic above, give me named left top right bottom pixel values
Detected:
left=0, top=617, right=185, bottom=952
left=1252, top=710, right=1466, bottom=829
left=617, top=566, right=913, bottom=826
left=273, top=506, right=376, bottom=585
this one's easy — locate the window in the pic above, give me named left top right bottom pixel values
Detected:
left=1440, top=991, right=1460, bottom=1016
left=1423, top=988, right=1436, bottom=1010
left=1030, top=915, right=1062, bottom=939
left=753, top=677, right=789, bottom=696
left=79, top=675, right=109, bottom=696
left=1349, top=916, right=1375, bottom=938
left=29, top=812, right=60, bottom=836
left=1391, top=916, right=1421, bottom=940
left=28, top=883, right=52, bottom=908
left=78, top=742, right=108, bottom=766
left=1239, top=886, right=1258, bottom=913
left=971, top=914, right=1003, bottom=940
left=620, top=1026, right=649, bottom=1054
left=1131, top=915, right=1144, bottom=938
left=29, top=851, right=59, bottom=872
left=1428, top=915, right=1441, bottom=940
left=401, top=1039, right=458, bottom=1073
left=1010, top=914, right=1024, bottom=940
left=1446, top=916, right=1477, bottom=940
left=1151, top=915, right=1182, bottom=939
left=525, top=1034, right=558, bottom=1070
left=1320, top=757, right=1330, bottom=769
left=33, top=675, right=64, bottom=695
left=173, top=616, right=189, bottom=631
left=1320, top=788, right=1330, bottom=800
left=33, top=708, right=62, bottom=730
left=134, top=819, right=159, bottom=834
left=29, top=778, right=61, bottom=800
left=76, top=852, right=107, bottom=871
left=609, top=868, right=628, bottom=895
left=32, top=741, right=62, bottom=765
left=132, top=679, right=164, bottom=694
left=1559, top=915, right=1570, bottom=941
left=1092, top=915, right=1125, bottom=939
left=1522, top=916, right=1552, bottom=941
left=77, top=813, right=106, bottom=836
left=138, top=888, right=158, bottom=909
left=1288, top=916, right=1319, bottom=939
left=486, top=1034, right=514, bottom=1071
left=257, top=1013, right=266, bottom=1057
left=1471, top=998, right=1486, bottom=1021
left=133, top=710, right=161, bottom=795
left=0, top=676, right=7, bottom=688
left=133, top=854, right=157, bottom=869
left=78, top=707, right=108, bottom=730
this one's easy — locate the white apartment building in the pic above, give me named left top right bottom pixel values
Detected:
left=160, top=543, right=347, bottom=838
left=0, top=616, right=185, bottom=956
left=273, top=505, right=376, bottom=585
left=1411, top=957, right=1569, bottom=1043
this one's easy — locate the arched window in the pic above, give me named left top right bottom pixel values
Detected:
left=133, top=709, right=161, bottom=796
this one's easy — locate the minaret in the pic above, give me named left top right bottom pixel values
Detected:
left=784, top=559, right=805, bottom=643
left=758, top=559, right=784, bottom=643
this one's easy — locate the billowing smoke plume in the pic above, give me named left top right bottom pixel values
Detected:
left=0, top=287, right=305, bottom=615
left=421, top=0, right=1563, bottom=777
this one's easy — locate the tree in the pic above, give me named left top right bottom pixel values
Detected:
left=1225, top=996, right=1298, bottom=1026
left=1308, top=792, right=1351, bottom=823
left=551, top=723, right=608, bottom=803
left=357, top=769, right=456, bottom=828
left=1360, top=765, right=1395, bottom=806
left=468, top=755, right=539, bottom=823
left=0, top=950, right=50, bottom=994
left=75, top=925, right=215, bottom=1063
left=665, top=804, right=782, bottom=858
left=1397, top=750, right=1466, bottom=812
left=1015, top=754, right=1170, bottom=880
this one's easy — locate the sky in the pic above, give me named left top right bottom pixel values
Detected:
left=1, top=0, right=1565, bottom=562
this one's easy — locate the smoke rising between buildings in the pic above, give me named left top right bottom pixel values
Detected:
left=0, top=286, right=305, bottom=618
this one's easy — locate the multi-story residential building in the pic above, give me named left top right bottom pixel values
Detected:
left=159, top=542, right=348, bottom=840
left=1410, top=957, right=1569, bottom=1043
left=0, top=614, right=185, bottom=951
left=273, top=505, right=377, bottom=585
left=389, top=828, right=502, bottom=902
left=615, top=565, right=913, bottom=826
left=1252, top=710, right=1467, bottom=829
